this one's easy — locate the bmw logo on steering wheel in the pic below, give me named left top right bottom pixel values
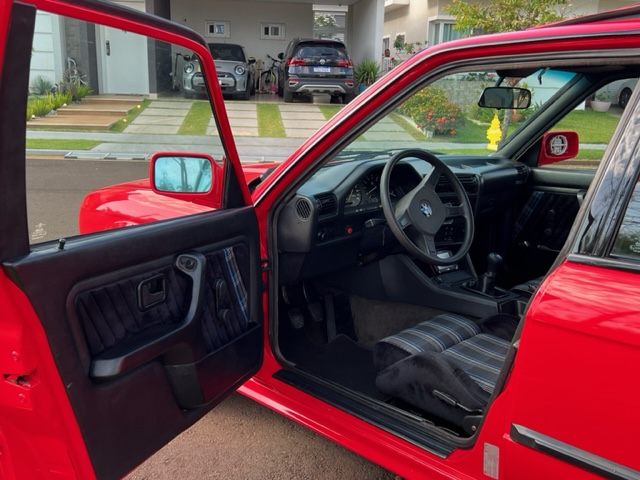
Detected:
left=420, top=201, right=433, bottom=217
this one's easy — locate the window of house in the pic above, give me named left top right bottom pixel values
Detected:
left=430, top=20, right=466, bottom=45
left=260, top=23, right=285, bottom=40
left=313, top=8, right=346, bottom=41
left=205, top=21, right=230, bottom=38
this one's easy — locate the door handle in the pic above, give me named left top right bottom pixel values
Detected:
left=106, top=40, right=110, bottom=56
left=137, top=274, right=166, bottom=311
left=90, top=252, right=207, bottom=379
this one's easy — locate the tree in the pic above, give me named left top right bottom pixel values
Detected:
left=446, top=0, right=572, bottom=144
left=445, top=0, right=571, bottom=35
left=314, top=13, right=338, bottom=29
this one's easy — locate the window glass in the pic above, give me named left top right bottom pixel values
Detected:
left=27, top=13, right=227, bottom=244
left=325, top=68, right=625, bottom=170
left=612, top=180, right=640, bottom=258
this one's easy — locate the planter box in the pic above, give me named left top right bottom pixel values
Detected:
left=591, top=100, right=611, bottom=112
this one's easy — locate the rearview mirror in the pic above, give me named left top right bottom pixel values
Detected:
left=151, top=154, right=214, bottom=193
left=478, top=87, right=531, bottom=109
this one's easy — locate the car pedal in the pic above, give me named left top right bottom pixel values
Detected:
left=308, top=301, right=325, bottom=323
left=288, top=308, right=304, bottom=329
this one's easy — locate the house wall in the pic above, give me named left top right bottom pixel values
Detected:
left=30, top=12, right=64, bottom=90
left=384, top=0, right=435, bottom=54
left=383, top=0, right=637, bottom=56
left=170, top=0, right=313, bottom=66
left=351, top=0, right=384, bottom=63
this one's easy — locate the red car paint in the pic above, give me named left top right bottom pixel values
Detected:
left=3, top=1, right=640, bottom=479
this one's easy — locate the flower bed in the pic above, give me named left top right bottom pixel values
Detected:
left=397, top=85, right=465, bottom=136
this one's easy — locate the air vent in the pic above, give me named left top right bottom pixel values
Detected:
left=315, top=193, right=337, bottom=215
left=295, top=198, right=313, bottom=220
left=436, top=174, right=478, bottom=194
left=514, top=164, right=530, bottom=183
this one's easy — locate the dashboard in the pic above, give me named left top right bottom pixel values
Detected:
left=276, top=153, right=529, bottom=284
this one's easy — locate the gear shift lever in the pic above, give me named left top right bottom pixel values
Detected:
left=477, top=253, right=503, bottom=296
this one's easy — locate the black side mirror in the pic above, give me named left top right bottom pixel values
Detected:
left=278, top=52, right=284, bottom=60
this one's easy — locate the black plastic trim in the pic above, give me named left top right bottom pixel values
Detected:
left=511, top=424, right=640, bottom=480
left=0, top=2, right=34, bottom=260
left=274, top=368, right=457, bottom=458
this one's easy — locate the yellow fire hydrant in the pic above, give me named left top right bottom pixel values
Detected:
left=486, top=111, right=501, bottom=151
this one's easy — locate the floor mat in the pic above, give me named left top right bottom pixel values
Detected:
left=291, top=334, right=387, bottom=401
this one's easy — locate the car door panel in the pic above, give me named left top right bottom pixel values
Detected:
left=0, top=0, right=264, bottom=476
left=3, top=208, right=262, bottom=479
left=508, top=168, right=593, bottom=282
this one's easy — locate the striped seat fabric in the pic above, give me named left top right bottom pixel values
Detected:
left=374, top=313, right=518, bottom=430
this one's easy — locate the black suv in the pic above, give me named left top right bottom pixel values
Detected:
left=278, top=38, right=355, bottom=103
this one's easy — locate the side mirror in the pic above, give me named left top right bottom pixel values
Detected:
left=478, top=87, right=531, bottom=109
left=152, top=154, right=215, bottom=193
left=248, top=57, right=256, bottom=64
left=278, top=52, right=284, bottom=60
left=538, top=131, right=579, bottom=166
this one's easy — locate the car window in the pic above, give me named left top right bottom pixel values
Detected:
left=209, top=44, right=246, bottom=62
left=331, top=67, right=625, bottom=168
left=611, top=178, right=640, bottom=259
left=27, top=12, right=228, bottom=244
left=295, top=43, right=348, bottom=59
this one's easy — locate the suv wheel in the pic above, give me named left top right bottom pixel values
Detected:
left=284, top=89, right=294, bottom=103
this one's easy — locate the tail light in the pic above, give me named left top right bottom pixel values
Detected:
left=337, top=59, right=353, bottom=67
left=287, top=57, right=306, bottom=66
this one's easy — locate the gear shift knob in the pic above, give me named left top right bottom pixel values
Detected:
left=485, top=253, right=503, bottom=278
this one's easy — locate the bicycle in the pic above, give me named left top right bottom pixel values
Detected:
left=260, top=54, right=282, bottom=95
left=63, top=57, right=88, bottom=87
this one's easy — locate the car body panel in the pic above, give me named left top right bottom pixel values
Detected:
left=5, top=1, right=640, bottom=479
left=279, top=38, right=355, bottom=101
left=1, top=0, right=261, bottom=478
left=183, top=43, right=255, bottom=99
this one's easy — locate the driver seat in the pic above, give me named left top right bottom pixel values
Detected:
left=373, top=313, right=519, bottom=432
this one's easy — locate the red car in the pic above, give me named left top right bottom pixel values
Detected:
left=3, top=0, right=640, bottom=479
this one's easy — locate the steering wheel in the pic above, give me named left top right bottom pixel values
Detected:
left=380, top=149, right=474, bottom=265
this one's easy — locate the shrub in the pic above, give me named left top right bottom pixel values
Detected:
left=52, top=90, right=73, bottom=110
left=29, top=94, right=57, bottom=118
left=75, top=82, right=92, bottom=100
left=398, top=85, right=465, bottom=135
left=30, top=75, right=54, bottom=95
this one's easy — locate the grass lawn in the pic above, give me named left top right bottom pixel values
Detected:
left=318, top=105, right=343, bottom=120
left=178, top=101, right=212, bottom=135
left=392, top=108, right=618, bottom=145
left=257, top=103, right=285, bottom=137
left=109, top=99, right=151, bottom=133
left=552, top=110, right=619, bottom=144
left=26, top=138, right=102, bottom=150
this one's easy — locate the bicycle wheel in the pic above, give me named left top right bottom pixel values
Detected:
left=260, top=71, right=272, bottom=93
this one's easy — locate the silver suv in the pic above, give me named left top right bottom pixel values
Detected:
left=278, top=38, right=355, bottom=103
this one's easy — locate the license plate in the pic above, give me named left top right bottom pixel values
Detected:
left=313, top=66, right=331, bottom=73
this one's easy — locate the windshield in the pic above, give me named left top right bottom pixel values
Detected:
left=208, top=44, right=246, bottom=62
left=336, top=67, right=581, bottom=162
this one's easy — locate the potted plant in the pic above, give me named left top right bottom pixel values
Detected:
left=354, top=59, right=381, bottom=93
left=591, top=90, right=611, bottom=112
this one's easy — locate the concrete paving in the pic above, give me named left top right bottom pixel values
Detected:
left=26, top=95, right=607, bottom=163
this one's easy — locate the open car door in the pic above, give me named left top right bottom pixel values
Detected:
left=0, top=1, right=262, bottom=479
